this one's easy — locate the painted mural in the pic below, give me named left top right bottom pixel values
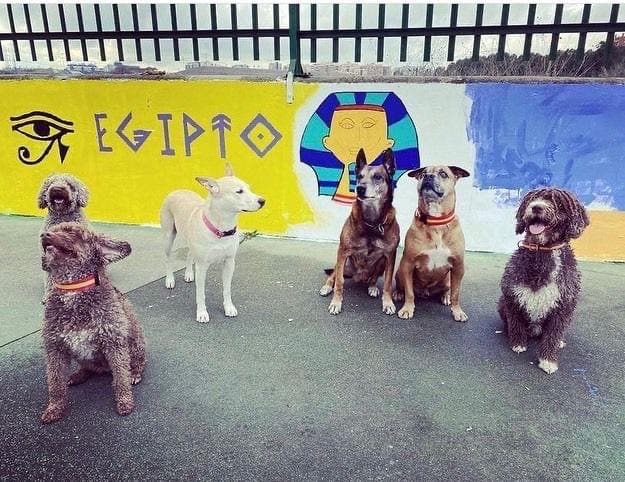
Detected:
left=299, top=92, right=419, bottom=204
left=1, top=79, right=624, bottom=261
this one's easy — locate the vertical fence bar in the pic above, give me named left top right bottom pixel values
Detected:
left=171, top=4, right=180, bottom=61
left=604, top=3, right=620, bottom=63
left=210, top=4, right=219, bottom=61
left=23, top=4, right=36, bottom=61
left=423, top=4, right=433, bottom=61
left=332, top=4, right=339, bottom=62
left=7, top=4, right=21, bottom=62
left=376, top=4, right=385, bottom=62
left=112, top=4, right=124, bottom=61
left=354, top=3, right=362, bottom=62
left=400, top=4, right=409, bottom=62
left=472, top=4, right=483, bottom=60
left=230, top=4, right=239, bottom=61
left=75, top=4, right=88, bottom=61
left=132, top=4, right=143, bottom=61
left=447, top=4, right=458, bottom=61
left=94, top=4, right=106, bottom=61
left=549, top=3, right=563, bottom=60
left=151, top=4, right=161, bottom=61
left=40, top=4, right=53, bottom=61
left=252, top=4, right=259, bottom=61
left=273, top=4, right=280, bottom=61
left=523, top=4, right=536, bottom=60
left=497, top=4, right=510, bottom=60
left=58, top=4, right=71, bottom=61
left=288, top=3, right=304, bottom=75
left=576, top=4, right=591, bottom=58
left=310, top=4, right=317, bottom=63
left=190, top=4, right=199, bottom=61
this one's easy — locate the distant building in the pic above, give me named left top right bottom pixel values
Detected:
left=67, top=63, right=99, bottom=74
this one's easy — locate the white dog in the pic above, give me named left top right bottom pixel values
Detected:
left=160, top=164, right=265, bottom=322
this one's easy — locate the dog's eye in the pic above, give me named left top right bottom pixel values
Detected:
left=373, top=174, right=382, bottom=181
left=440, top=171, right=448, bottom=179
left=357, top=174, right=364, bottom=180
left=236, top=189, right=243, bottom=194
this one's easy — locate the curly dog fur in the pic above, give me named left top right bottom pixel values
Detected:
left=38, top=173, right=90, bottom=230
left=40, top=222, right=146, bottom=423
left=498, top=188, right=590, bottom=374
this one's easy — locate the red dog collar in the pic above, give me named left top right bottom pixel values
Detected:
left=518, top=240, right=567, bottom=252
left=415, top=209, right=456, bottom=226
left=54, top=274, right=99, bottom=293
left=202, top=213, right=237, bottom=238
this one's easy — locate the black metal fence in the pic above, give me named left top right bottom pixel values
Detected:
left=1, top=3, right=624, bottom=76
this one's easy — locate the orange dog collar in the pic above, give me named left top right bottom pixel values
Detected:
left=415, top=209, right=456, bottom=226
left=54, top=274, right=99, bottom=293
left=518, top=240, right=567, bottom=252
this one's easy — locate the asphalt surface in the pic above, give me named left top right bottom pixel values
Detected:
left=1, top=215, right=624, bottom=481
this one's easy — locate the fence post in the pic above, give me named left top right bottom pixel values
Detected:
left=288, top=4, right=304, bottom=77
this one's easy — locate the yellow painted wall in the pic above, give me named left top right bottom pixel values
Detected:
left=572, top=211, right=625, bottom=261
left=0, top=79, right=318, bottom=233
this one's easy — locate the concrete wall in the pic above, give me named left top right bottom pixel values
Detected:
left=1, top=78, right=623, bottom=261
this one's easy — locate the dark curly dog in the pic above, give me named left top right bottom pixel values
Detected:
left=498, top=188, right=589, bottom=374
left=40, top=222, right=146, bottom=423
left=38, top=173, right=90, bottom=230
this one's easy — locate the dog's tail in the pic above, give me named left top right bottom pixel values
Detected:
left=323, top=268, right=352, bottom=278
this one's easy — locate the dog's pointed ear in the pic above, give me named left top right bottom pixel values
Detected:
left=449, top=166, right=470, bottom=179
left=196, top=176, right=220, bottom=195
left=355, top=148, right=367, bottom=174
left=95, top=234, right=131, bottom=265
left=75, top=179, right=89, bottom=207
left=224, top=163, right=234, bottom=177
left=407, top=166, right=427, bottom=179
left=37, top=175, right=55, bottom=209
left=383, top=149, right=396, bottom=178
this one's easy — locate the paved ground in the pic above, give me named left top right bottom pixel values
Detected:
left=1, top=215, right=624, bottom=481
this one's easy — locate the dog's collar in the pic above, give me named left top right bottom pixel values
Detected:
left=415, top=209, right=456, bottom=226
left=202, top=213, right=237, bottom=238
left=518, top=240, right=568, bottom=252
left=54, top=273, right=99, bottom=293
left=363, top=213, right=393, bottom=236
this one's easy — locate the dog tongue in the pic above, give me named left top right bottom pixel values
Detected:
left=529, top=223, right=546, bottom=235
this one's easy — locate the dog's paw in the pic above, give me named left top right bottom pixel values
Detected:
left=559, top=340, right=566, bottom=349
left=131, top=375, right=142, bottom=385
left=392, top=290, right=404, bottom=303
left=41, top=404, right=65, bottom=424
left=328, top=299, right=342, bottom=315
left=68, top=369, right=91, bottom=386
left=451, top=306, right=468, bottom=322
left=397, top=303, right=414, bottom=320
left=165, top=275, right=175, bottom=289
left=538, top=358, right=558, bottom=374
left=196, top=309, right=210, bottom=323
left=184, top=270, right=194, bottom=283
left=441, top=292, right=451, bottom=306
left=511, top=345, right=527, bottom=353
left=224, top=303, right=238, bottom=317
left=382, top=298, right=396, bottom=315
left=319, top=284, right=333, bottom=297
left=116, top=398, right=135, bottom=416
left=368, top=286, right=380, bottom=298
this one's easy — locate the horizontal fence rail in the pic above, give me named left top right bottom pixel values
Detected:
left=0, top=3, right=623, bottom=76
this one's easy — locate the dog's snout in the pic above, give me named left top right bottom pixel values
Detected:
left=356, top=186, right=366, bottom=198
left=532, top=205, right=543, bottom=214
left=258, top=198, right=265, bottom=207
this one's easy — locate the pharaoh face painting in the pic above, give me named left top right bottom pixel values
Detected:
left=300, top=92, right=419, bottom=204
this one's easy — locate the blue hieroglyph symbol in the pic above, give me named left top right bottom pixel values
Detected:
left=212, top=114, right=231, bottom=159
left=240, top=114, right=282, bottom=158
left=116, top=112, right=152, bottom=152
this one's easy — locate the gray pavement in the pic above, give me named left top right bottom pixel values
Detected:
left=1, top=215, right=624, bottom=481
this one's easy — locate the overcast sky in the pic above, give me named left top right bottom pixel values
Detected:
left=0, top=3, right=621, bottom=70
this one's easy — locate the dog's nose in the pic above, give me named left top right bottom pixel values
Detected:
left=356, top=186, right=366, bottom=197
left=532, top=205, right=543, bottom=214
left=258, top=198, right=265, bottom=207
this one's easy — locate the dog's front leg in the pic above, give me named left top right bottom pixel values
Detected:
left=222, top=257, right=237, bottom=317
left=194, top=261, right=211, bottom=322
left=449, top=260, right=468, bottom=322
left=105, top=347, right=134, bottom=415
left=397, top=257, right=416, bottom=319
left=381, top=251, right=397, bottom=315
left=328, top=251, right=349, bottom=315
left=41, top=348, right=70, bottom=424
left=536, top=314, right=569, bottom=374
